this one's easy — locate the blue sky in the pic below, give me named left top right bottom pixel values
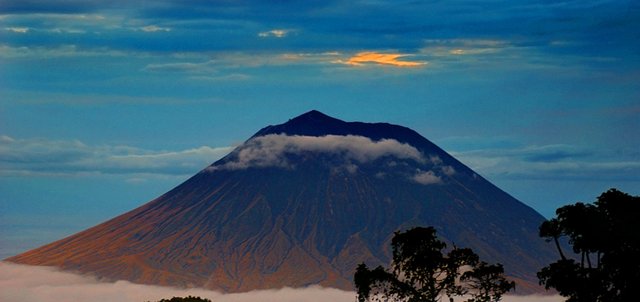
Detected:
left=1, top=0, right=639, bottom=259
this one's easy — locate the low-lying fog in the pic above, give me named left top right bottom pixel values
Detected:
left=1, top=262, right=564, bottom=302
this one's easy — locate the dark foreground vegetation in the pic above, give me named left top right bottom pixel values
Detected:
left=354, top=188, right=639, bottom=302
left=538, top=188, right=640, bottom=302
left=148, top=296, right=211, bottom=302
left=354, top=227, right=514, bottom=302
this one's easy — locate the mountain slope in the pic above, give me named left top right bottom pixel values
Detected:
left=7, top=110, right=556, bottom=293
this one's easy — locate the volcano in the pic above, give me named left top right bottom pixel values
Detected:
left=7, top=110, right=556, bottom=293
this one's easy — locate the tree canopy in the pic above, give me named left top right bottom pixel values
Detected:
left=538, top=188, right=640, bottom=302
left=148, top=296, right=211, bottom=302
left=355, top=227, right=514, bottom=302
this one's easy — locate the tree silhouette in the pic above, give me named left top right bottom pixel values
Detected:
left=538, top=188, right=640, bottom=302
left=148, top=296, right=211, bottom=302
left=355, top=227, right=514, bottom=302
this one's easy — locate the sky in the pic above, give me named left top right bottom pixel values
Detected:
left=0, top=0, right=639, bottom=262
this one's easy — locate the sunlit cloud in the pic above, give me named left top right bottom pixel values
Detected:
left=337, top=52, right=426, bottom=67
left=258, top=29, right=290, bottom=38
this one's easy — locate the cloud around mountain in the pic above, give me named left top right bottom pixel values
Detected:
left=2, top=133, right=637, bottom=184
left=412, top=170, right=442, bottom=185
left=213, top=134, right=427, bottom=171
left=207, top=134, right=461, bottom=186
left=0, top=133, right=455, bottom=186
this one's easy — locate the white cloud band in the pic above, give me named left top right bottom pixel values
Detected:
left=213, top=134, right=425, bottom=171
left=0, top=135, right=232, bottom=177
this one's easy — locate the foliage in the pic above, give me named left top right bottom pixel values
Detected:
left=148, top=296, right=211, bottom=302
left=538, top=188, right=640, bottom=302
left=354, top=227, right=514, bottom=302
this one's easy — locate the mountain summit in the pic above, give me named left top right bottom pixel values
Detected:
left=7, top=111, right=556, bottom=293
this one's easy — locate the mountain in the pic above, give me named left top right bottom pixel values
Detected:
left=7, top=110, right=556, bottom=293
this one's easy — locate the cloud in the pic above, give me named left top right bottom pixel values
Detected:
left=0, top=89, right=227, bottom=105
left=0, top=0, right=635, bottom=66
left=413, top=170, right=442, bottom=185
left=5, top=27, right=29, bottom=33
left=449, top=143, right=640, bottom=181
left=0, top=12, right=121, bottom=38
left=210, top=134, right=460, bottom=186
left=0, top=135, right=232, bottom=177
left=0, top=135, right=15, bottom=143
left=144, top=61, right=214, bottom=73
left=279, top=52, right=341, bottom=64
left=140, top=52, right=339, bottom=74
left=337, top=52, right=426, bottom=67
left=0, top=262, right=562, bottom=302
left=0, top=262, right=353, bottom=302
left=416, top=39, right=522, bottom=69
left=0, top=44, right=129, bottom=59
left=441, top=165, right=456, bottom=176
left=258, top=29, right=291, bottom=38
left=189, top=73, right=251, bottom=82
left=140, top=25, right=171, bottom=32
left=212, top=134, right=425, bottom=171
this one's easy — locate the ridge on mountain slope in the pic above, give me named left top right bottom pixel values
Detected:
left=7, top=110, right=557, bottom=294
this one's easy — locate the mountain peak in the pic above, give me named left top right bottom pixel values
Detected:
left=8, top=111, right=556, bottom=294
left=295, top=110, right=333, bottom=120
left=252, top=111, right=445, bottom=158
left=285, top=110, right=344, bottom=127
left=253, top=110, right=347, bottom=138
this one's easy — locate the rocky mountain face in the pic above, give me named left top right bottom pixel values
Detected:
left=7, top=110, right=556, bottom=293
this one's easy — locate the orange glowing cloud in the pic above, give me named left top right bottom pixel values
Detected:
left=342, top=52, right=425, bottom=67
